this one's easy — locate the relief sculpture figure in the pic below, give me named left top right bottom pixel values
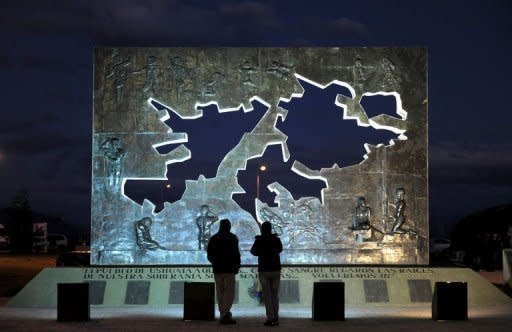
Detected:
left=100, top=137, right=125, bottom=190
left=353, top=56, right=367, bottom=92
left=289, top=202, right=320, bottom=247
left=196, top=205, right=218, bottom=250
left=105, top=49, right=131, bottom=104
left=391, top=188, right=406, bottom=233
left=259, top=207, right=285, bottom=235
left=135, top=217, right=165, bottom=252
left=379, top=57, right=401, bottom=91
left=239, top=60, right=257, bottom=97
left=170, top=56, right=185, bottom=100
left=203, top=71, right=223, bottom=97
left=351, top=197, right=371, bottom=230
left=132, top=55, right=160, bottom=98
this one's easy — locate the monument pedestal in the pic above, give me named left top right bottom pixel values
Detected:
left=7, top=267, right=512, bottom=308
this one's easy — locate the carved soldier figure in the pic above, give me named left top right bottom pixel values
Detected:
left=391, top=188, right=406, bottom=233
left=353, top=56, right=366, bottom=92
left=204, top=71, right=223, bottom=97
left=239, top=60, right=257, bottom=97
left=379, top=57, right=401, bottom=91
left=100, top=137, right=125, bottom=189
left=352, top=197, right=371, bottom=230
left=135, top=217, right=163, bottom=252
left=170, top=56, right=186, bottom=100
left=143, top=56, right=160, bottom=97
left=196, top=205, right=218, bottom=250
left=105, top=49, right=131, bottom=104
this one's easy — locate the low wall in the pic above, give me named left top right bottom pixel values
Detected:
left=7, top=266, right=511, bottom=308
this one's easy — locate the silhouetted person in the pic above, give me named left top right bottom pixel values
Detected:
left=251, top=221, right=283, bottom=326
left=207, top=219, right=240, bottom=324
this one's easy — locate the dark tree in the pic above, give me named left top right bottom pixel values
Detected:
left=6, top=188, right=34, bottom=253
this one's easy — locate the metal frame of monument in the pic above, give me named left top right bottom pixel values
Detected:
left=91, top=47, right=428, bottom=265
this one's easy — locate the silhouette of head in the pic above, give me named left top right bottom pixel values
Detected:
left=261, top=221, right=272, bottom=235
left=219, top=219, right=231, bottom=233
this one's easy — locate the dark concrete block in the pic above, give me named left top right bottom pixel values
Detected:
left=312, top=282, right=345, bottom=321
left=408, top=279, right=432, bottom=302
left=88, top=281, right=106, bottom=305
left=432, top=282, right=468, bottom=321
left=363, top=279, right=389, bottom=303
left=125, top=281, right=150, bottom=305
left=279, top=280, right=300, bottom=303
left=57, top=283, right=90, bottom=321
left=183, top=282, right=215, bottom=321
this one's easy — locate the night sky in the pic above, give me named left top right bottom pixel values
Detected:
left=0, top=0, right=511, bottom=236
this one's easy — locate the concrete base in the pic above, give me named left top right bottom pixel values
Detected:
left=7, top=266, right=512, bottom=308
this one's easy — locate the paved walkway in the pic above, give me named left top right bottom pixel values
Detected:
left=1, top=302, right=511, bottom=331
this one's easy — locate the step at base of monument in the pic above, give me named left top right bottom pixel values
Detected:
left=7, top=267, right=512, bottom=308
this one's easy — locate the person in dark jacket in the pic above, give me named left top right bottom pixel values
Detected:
left=207, top=219, right=240, bottom=324
left=250, top=221, right=283, bottom=326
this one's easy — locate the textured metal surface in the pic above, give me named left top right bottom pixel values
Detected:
left=92, top=47, right=428, bottom=265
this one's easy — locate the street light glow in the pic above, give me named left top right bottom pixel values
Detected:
left=165, top=183, right=171, bottom=189
left=259, top=165, right=267, bottom=172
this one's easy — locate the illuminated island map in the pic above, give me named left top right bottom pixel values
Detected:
left=92, top=48, right=428, bottom=265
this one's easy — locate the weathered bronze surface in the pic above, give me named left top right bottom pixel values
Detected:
left=92, top=47, right=428, bottom=265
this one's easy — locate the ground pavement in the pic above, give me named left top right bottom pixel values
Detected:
left=1, top=301, right=511, bottom=332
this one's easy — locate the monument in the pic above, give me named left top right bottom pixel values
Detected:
left=91, top=47, right=428, bottom=265
left=9, top=48, right=512, bottom=310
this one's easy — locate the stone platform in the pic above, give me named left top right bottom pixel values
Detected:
left=2, top=304, right=512, bottom=332
left=7, top=266, right=512, bottom=308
